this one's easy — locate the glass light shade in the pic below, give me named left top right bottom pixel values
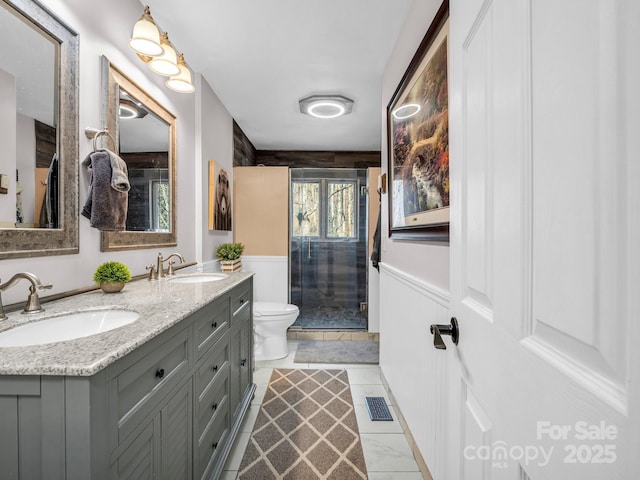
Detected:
left=166, top=54, right=195, bottom=93
left=128, top=7, right=163, bottom=57
left=148, top=33, right=180, bottom=76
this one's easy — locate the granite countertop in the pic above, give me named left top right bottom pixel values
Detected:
left=0, top=270, right=253, bottom=377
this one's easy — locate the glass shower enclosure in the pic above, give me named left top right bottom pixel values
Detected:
left=289, top=168, right=368, bottom=329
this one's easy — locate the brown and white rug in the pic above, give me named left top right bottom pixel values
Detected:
left=237, top=368, right=368, bottom=480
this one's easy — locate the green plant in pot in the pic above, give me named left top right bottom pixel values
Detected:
left=216, top=242, right=244, bottom=272
left=94, top=261, right=132, bottom=293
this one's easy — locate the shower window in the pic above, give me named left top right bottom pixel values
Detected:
left=292, top=182, right=320, bottom=237
left=292, top=180, right=357, bottom=240
left=327, top=181, right=356, bottom=238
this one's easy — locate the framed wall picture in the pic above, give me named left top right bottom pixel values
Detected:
left=387, top=0, right=449, bottom=242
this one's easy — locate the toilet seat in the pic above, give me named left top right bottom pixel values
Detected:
left=253, top=302, right=299, bottom=317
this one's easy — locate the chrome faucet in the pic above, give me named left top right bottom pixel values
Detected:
left=0, top=272, right=53, bottom=320
left=146, top=252, right=185, bottom=280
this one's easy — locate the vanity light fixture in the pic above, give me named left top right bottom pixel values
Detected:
left=166, top=54, right=195, bottom=93
left=128, top=6, right=163, bottom=57
left=129, top=6, right=195, bottom=93
left=148, top=32, right=180, bottom=76
left=299, top=94, right=354, bottom=119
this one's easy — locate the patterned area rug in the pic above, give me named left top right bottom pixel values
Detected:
left=237, top=368, right=367, bottom=479
left=294, top=340, right=379, bottom=365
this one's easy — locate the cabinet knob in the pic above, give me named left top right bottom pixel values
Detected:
left=155, top=368, right=165, bottom=379
left=212, top=402, right=218, bottom=411
left=212, top=365, right=218, bottom=373
left=240, top=358, right=247, bottom=367
left=212, top=321, right=217, bottom=329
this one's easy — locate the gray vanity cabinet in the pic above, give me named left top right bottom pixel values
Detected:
left=0, top=278, right=254, bottom=480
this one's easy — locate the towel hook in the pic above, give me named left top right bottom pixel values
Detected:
left=84, top=127, right=118, bottom=153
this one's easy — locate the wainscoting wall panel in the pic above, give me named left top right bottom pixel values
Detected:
left=379, top=263, right=451, bottom=479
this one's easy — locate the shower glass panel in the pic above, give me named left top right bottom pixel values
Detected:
left=290, top=168, right=368, bottom=329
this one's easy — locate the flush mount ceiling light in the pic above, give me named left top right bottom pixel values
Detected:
left=299, top=95, right=354, bottom=119
left=392, top=103, right=421, bottom=120
left=129, top=6, right=195, bottom=93
left=119, top=99, right=148, bottom=119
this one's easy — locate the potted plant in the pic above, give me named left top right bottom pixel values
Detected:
left=216, top=242, right=244, bottom=272
left=94, top=261, right=132, bottom=293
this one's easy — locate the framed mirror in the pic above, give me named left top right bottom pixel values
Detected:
left=0, top=0, right=78, bottom=259
left=100, top=57, right=177, bottom=251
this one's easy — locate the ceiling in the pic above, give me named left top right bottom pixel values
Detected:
left=145, top=0, right=415, bottom=152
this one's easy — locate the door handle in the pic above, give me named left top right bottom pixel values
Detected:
left=430, top=317, right=459, bottom=350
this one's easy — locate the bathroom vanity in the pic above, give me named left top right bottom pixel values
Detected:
left=0, top=272, right=254, bottom=480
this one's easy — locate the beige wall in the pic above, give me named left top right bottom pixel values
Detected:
left=233, top=166, right=289, bottom=256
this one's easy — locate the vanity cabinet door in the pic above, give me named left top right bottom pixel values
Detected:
left=107, top=327, right=190, bottom=451
left=109, top=379, right=192, bottom=480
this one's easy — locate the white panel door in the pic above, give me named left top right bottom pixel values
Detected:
left=448, top=0, right=638, bottom=478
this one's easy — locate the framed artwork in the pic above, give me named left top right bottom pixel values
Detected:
left=208, top=161, right=232, bottom=231
left=387, top=0, right=449, bottom=242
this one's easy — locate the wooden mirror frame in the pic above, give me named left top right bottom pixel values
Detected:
left=0, top=0, right=79, bottom=259
left=100, top=57, right=177, bottom=252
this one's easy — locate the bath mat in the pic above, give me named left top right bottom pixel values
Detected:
left=237, top=368, right=367, bottom=480
left=294, top=340, right=379, bottom=365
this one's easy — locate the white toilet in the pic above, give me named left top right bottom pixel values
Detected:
left=253, top=302, right=299, bottom=361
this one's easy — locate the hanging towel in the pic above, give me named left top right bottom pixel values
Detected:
left=81, top=149, right=130, bottom=231
left=370, top=195, right=381, bottom=271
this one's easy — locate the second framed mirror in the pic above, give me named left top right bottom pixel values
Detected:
left=100, top=56, right=177, bottom=251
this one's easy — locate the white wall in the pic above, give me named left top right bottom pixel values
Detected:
left=16, top=113, right=36, bottom=225
left=196, top=75, right=234, bottom=263
left=378, top=0, right=453, bottom=475
left=380, top=0, right=450, bottom=291
left=1, top=0, right=201, bottom=304
left=0, top=69, right=16, bottom=225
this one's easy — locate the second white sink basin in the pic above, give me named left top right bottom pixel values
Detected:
left=168, top=273, right=228, bottom=284
left=0, top=310, right=140, bottom=347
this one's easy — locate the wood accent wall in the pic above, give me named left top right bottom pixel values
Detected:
left=233, top=120, right=257, bottom=166
left=233, top=166, right=289, bottom=256
left=255, top=150, right=381, bottom=168
left=35, top=120, right=56, bottom=168
left=120, top=152, right=169, bottom=169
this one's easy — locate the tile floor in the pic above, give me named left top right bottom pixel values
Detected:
left=220, top=341, right=424, bottom=480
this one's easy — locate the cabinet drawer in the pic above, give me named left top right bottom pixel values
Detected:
left=197, top=402, right=229, bottom=480
left=108, top=327, right=189, bottom=449
left=193, top=298, right=229, bottom=360
left=230, top=282, right=251, bottom=317
left=195, top=333, right=229, bottom=400
left=197, top=367, right=228, bottom=438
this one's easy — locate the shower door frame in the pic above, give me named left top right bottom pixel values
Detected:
left=289, top=168, right=369, bottom=330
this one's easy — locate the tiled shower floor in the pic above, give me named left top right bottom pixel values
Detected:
left=291, top=305, right=367, bottom=330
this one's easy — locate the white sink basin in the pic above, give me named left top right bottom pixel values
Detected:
left=0, top=310, right=139, bottom=347
left=168, top=273, right=228, bottom=284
